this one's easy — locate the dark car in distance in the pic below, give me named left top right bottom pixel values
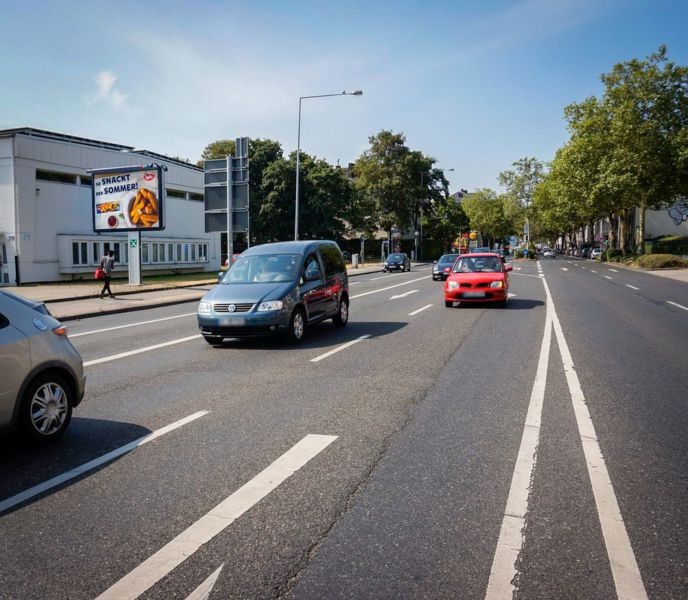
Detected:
left=383, top=253, right=411, bottom=272
left=198, top=240, right=349, bottom=344
left=432, top=254, right=459, bottom=280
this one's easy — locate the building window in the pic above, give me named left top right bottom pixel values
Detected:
left=93, top=242, right=100, bottom=264
left=36, top=170, right=76, bottom=184
left=168, top=243, right=174, bottom=263
left=176, top=244, right=182, bottom=262
left=191, top=244, right=196, bottom=262
left=189, top=192, right=204, bottom=202
left=198, top=243, right=208, bottom=262
left=183, top=243, right=189, bottom=262
left=80, top=175, right=92, bottom=186
left=72, top=242, right=89, bottom=266
left=142, top=244, right=149, bottom=263
left=166, top=189, right=186, bottom=199
left=152, top=243, right=159, bottom=263
left=159, top=243, right=166, bottom=263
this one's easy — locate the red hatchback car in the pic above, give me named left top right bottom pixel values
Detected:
left=444, top=253, right=512, bottom=307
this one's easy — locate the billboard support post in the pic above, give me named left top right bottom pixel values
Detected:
left=227, top=154, right=234, bottom=261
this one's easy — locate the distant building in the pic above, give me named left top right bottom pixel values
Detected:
left=0, top=128, right=220, bottom=285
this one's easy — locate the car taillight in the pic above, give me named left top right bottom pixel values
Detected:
left=52, top=325, right=68, bottom=336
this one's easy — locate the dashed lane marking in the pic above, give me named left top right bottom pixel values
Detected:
left=70, top=313, right=197, bottom=338
left=84, top=335, right=202, bottom=366
left=604, top=275, right=613, bottom=280
left=310, top=335, right=371, bottom=362
left=0, top=411, right=209, bottom=515
left=667, top=300, right=688, bottom=312
left=626, top=284, right=639, bottom=291
left=608, top=268, right=619, bottom=272
left=96, top=434, right=338, bottom=600
left=408, top=304, right=433, bottom=316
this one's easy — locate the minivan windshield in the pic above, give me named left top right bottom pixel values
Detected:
left=222, top=254, right=300, bottom=284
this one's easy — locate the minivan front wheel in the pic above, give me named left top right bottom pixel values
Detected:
left=20, top=372, right=73, bottom=444
left=333, top=296, right=349, bottom=327
left=288, top=308, right=306, bottom=343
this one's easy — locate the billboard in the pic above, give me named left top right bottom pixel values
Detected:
left=91, top=165, right=165, bottom=232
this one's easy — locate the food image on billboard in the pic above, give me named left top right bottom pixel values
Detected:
left=92, top=167, right=164, bottom=232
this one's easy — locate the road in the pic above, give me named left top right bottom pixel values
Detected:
left=0, top=259, right=686, bottom=599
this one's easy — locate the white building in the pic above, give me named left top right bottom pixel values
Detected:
left=0, top=127, right=221, bottom=285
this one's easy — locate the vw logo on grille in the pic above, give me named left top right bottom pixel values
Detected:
left=227, top=304, right=237, bottom=312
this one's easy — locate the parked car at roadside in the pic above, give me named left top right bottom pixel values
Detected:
left=590, top=247, right=603, bottom=259
left=0, top=290, right=86, bottom=444
left=432, top=254, right=459, bottom=280
left=543, top=249, right=556, bottom=258
left=198, top=240, right=349, bottom=344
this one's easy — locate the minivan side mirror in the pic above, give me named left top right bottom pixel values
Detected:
left=304, top=267, right=321, bottom=282
left=217, top=271, right=224, bottom=282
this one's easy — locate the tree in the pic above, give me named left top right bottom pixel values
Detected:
left=498, top=157, right=546, bottom=247
left=424, top=196, right=469, bottom=251
left=461, top=189, right=513, bottom=246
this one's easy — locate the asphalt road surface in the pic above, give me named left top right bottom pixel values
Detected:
left=1, top=259, right=686, bottom=599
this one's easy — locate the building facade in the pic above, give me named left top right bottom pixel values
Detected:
left=0, top=128, right=221, bottom=285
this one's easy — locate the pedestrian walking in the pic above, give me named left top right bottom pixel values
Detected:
left=99, top=250, right=116, bottom=298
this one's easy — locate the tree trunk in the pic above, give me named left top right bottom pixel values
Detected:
left=637, top=194, right=647, bottom=254
left=607, top=213, right=616, bottom=250
left=618, top=211, right=626, bottom=255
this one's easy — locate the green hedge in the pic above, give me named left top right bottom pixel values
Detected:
left=636, top=253, right=688, bottom=269
left=649, top=235, right=688, bottom=256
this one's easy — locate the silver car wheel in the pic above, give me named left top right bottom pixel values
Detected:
left=292, top=311, right=305, bottom=340
left=30, top=382, right=69, bottom=435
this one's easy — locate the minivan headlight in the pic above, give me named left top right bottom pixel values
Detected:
left=198, top=300, right=212, bottom=314
left=257, top=300, right=283, bottom=312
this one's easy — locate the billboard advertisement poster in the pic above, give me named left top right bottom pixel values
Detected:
left=91, top=165, right=164, bottom=232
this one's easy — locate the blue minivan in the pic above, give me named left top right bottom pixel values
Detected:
left=197, top=240, right=349, bottom=344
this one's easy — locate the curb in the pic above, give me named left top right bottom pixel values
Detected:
left=54, top=294, right=207, bottom=322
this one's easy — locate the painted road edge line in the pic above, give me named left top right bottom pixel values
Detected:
left=70, top=313, right=196, bottom=338
left=95, top=434, right=338, bottom=600
left=408, top=304, right=433, bottom=316
left=311, top=335, right=371, bottom=363
left=84, top=334, right=202, bottom=367
left=485, top=298, right=553, bottom=599
left=667, top=300, right=688, bottom=312
left=0, top=411, right=209, bottom=515
left=548, top=279, right=648, bottom=600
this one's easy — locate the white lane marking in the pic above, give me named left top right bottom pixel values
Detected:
left=350, top=275, right=428, bottom=299
left=608, top=268, right=619, bottom=272
left=70, top=313, right=197, bottom=338
left=549, top=282, right=648, bottom=600
left=408, top=304, right=433, bottom=316
left=84, top=335, right=202, bottom=367
left=561, top=267, right=568, bottom=271
left=591, top=269, right=597, bottom=273
left=485, top=299, right=553, bottom=599
left=184, top=564, right=224, bottom=600
left=96, top=434, right=337, bottom=600
left=349, top=281, right=361, bottom=285
left=0, top=411, right=209, bottom=515
left=626, top=284, right=640, bottom=291
left=310, top=335, right=371, bottom=363
left=604, top=275, right=613, bottom=280
left=368, top=274, right=397, bottom=281
left=507, top=292, right=517, bottom=298
left=667, top=300, right=688, bottom=312
left=390, top=289, right=419, bottom=300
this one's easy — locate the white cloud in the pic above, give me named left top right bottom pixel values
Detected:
left=94, top=70, right=128, bottom=109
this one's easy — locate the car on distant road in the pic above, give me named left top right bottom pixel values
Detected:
left=383, top=253, right=411, bottom=272
left=432, top=254, right=459, bottom=280
left=590, top=247, right=603, bottom=259
left=198, top=240, right=349, bottom=344
left=543, top=249, right=556, bottom=258
left=444, top=253, right=512, bottom=308
left=470, top=246, right=491, bottom=253
left=0, top=290, right=85, bottom=444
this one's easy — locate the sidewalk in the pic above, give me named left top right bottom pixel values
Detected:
left=3, top=263, right=388, bottom=322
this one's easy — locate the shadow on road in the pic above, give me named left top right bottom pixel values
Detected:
left=450, top=298, right=544, bottom=310
left=0, top=418, right=152, bottom=515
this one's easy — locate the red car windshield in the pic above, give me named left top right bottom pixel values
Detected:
left=453, top=256, right=503, bottom=273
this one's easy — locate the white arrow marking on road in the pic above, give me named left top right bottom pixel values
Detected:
left=507, top=292, right=517, bottom=298
left=96, top=434, right=338, bottom=600
left=0, top=411, right=209, bottom=515
left=390, top=289, right=419, bottom=300
left=185, top=564, right=224, bottom=600
left=70, top=313, right=196, bottom=338
left=350, top=275, right=428, bottom=300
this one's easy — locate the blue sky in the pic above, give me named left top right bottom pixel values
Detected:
left=1, top=0, right=686, bottom=193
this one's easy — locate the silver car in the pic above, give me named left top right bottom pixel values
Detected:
left=0, top=290, right=86, bottom=444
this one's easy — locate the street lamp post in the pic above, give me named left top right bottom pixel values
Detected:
left=294, top=90, right=363, bottom=241
left=419, top=167, right=454, bottom=260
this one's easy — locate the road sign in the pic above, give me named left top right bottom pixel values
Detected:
left=129, top=239, right=138, bottom=248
